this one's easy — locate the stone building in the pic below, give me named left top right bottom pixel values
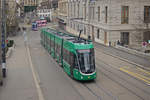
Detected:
left=23, top=0, right=38, bottom=6
left=66, top=0, right=150, bottom=48
left=57, top=0, right=68, bottom=29
left=40, top=0, right=58, bottom=9
left=20, top=0, right=38, bottom=12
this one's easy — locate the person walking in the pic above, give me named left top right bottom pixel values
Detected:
left=22, top=27, right=28, bottom=46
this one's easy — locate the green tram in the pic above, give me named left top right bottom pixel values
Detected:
left=40, top=28, right=96, bottom=80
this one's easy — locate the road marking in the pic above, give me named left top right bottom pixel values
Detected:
left=137, top=67, right=150, bottom=76
left=26, top=46, right=45, bottom=100
left=120, top=67, right=150, bottom=85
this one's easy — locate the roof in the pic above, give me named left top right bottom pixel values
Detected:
left=45, top=28, right=91, bottom=44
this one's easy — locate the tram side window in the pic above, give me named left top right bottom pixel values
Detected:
left=57, top=44, right=61, bottom=55
left=63, top=48, right=69, bottom=63
left=51, top=40, right=54, bottom=48
left=46, top=36, right=48, bottom=44
left=48, top=37, right=51, bottom=47
left=47, top=36, right=49, bottom=44
left=53, top=37, right=55, bottom=49
left=91, top=48, right=95, bottom=66
left=69, top=52, right=74, bottom=67
left=67, top=50, right=70, bottom=63
left=50, top=36, right=51, bottom=47
left=55, top=43, right=58, bottom=53
left=74, top=56, right=78, bottom=69
left=55, top=42, right=58, bottom=52
left=63, top=48, right=66, bottom=61
left=44, top=33, right=46, bottom=41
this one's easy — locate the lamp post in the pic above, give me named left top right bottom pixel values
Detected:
left=1, top=0, right=6, bottom=78
left=0, top=0, right=3, bottom=85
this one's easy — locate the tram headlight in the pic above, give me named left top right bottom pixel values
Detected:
left=81, top=76, right=83, bottom=79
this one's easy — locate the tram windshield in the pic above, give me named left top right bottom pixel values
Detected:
left=77, top=49, right=95, bottom=74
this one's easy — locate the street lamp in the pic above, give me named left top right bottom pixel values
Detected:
left=1, top=0, right=7, bottom=78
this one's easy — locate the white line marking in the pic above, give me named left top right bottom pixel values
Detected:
left=26, top=46, right=44, bottom=100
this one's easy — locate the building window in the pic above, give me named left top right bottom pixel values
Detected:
left=89, top=7, right=92, bottom=20
left=84, top=5, right=86, bottom=19
left=77, top=3, right=79, bottom=17
left=74, top=23, right=75, bottom=30
left=98, top=6, right=100, bottom=21
left=74, top=3, right=76, bottom=17
left=84, top=27, right=86, bottom=34
left=70, top=22, right=72, bottom=28
left=97, top=29, right=100, bottom=39
left=144, top=6, right=150, bottom=23
left=120, top=32, right=129, bottom=45
left=121, top=6, right=129, bottom=24
left=93, top=7, right=95, bottom=20
left=105, top=6, right=108, bottom=23
left=77, top=24, right=79, bottom=31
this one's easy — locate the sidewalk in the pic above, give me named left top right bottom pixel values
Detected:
left=115, top=45, right=150, bottom=59
left=0, top=35, right=38, bottom=100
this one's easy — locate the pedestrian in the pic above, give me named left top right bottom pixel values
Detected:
left=142, top=41, right=147, bottom=48
left=117, top=40, right=120, bottom=45
left=22, top=27, right=28, bottom=45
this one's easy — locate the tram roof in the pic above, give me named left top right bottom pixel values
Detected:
left=46, top=28, right=91, bottom=44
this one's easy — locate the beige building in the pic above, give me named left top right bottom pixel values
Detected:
left=21, top=0, right=38, bottom=6
left=57, top=0, right=68, bottom=29
left=66, top=0, right=150, bottom=48
left=58, top=0, right=67, bottom=16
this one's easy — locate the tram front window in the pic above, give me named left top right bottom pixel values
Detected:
left=77, top=49, right=95, bottom=74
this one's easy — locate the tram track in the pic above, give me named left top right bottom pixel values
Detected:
left=82, top=83, right=102, bottom=100
left=94, top=47, right=150, bottom=71
left=95, top=46, right=150, bottom=86
left=82, top=81, right=118, bottom=100
left=95, top=52, right=150, bottom=100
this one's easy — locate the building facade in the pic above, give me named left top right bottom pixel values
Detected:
left=38, top=0, right=58, bottom=22
left=57, top=0, right=68, bottom=29
left=66, top=0, right=150, bottom=48
left=40, top=0, right=58, bottom=9
left=37, top=9, right=51, bottom=18
left=20, top=0, right=38, bottom=12
left=22, top=0, right=38, bottom=6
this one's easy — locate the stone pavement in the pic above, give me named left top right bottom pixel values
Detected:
left=0, top=34, right=38, bottom=100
